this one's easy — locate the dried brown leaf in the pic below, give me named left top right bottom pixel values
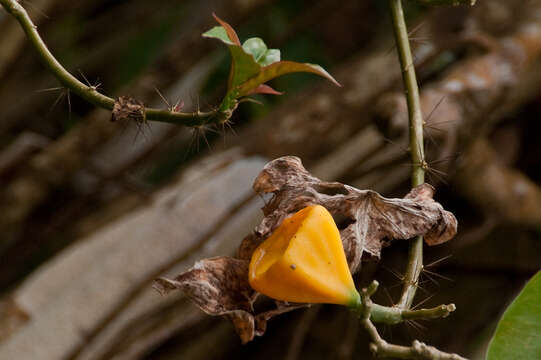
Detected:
left=154, top=256, right=306, bottom=343
left=242, top=156, right=457, bottom=272
left=154, top=257, right=255, bottom=315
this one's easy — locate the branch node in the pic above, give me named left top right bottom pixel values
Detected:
left=367, top=280, right=379, bottom=297
left=369, top=342, right=378, bottom=355
left=111, top=96, right=145, bottom=123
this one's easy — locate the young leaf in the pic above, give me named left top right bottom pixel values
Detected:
left=203, top=16, right=261, bottom=89
left=247, top=84, right=283, bottom=95
left=242, top=38, right=281, bottom=66
left=228, top=45, right=261, bottom=89
left=260, top=49, right=280, bottom=66
left=236, top=61, right=341, bottom=97
left=203, top=13, right=340, bottom=110
left=242, top=38, right=268, bottom=63
left=211, top=13, right=240, bottom=45
left=486, top=272, right=541, bottom=360
left=202, top=26, right=234, bottom=45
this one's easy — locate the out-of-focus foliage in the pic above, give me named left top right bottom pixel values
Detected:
left=487, top=272, right=541, bottom=360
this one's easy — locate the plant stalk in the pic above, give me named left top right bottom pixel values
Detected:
left=353, top=301, right=456, bottom=325
left=356, top=282, right=467, bottom=360
left=0, top=0, right=219, bottom=126
left=388, top=0, right=425, bottom=310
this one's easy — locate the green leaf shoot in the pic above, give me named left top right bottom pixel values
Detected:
left=203, top=14, right=340, bottom=113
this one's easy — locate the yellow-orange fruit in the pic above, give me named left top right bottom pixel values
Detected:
left=249, top=205, right=360, bottom=306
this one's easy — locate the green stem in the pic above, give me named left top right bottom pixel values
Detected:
left=351, top=298, right=455, bottom=325
left=355, top=282, right=467, bottom=360
left=389, top=0, right=425, bottom=310
left=0, top=0, right=220, bottom=126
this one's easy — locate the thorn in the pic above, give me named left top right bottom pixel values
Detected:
left=421, top=269, right=440, bottom=287
left=386, top=21, right=429, bottom=55
left=423, top=96, right=446, bottom=134
left=78, top=69, right=101, bottom=91
left=66, top=89, right=71, bottom=123
left=188, top=124, right=218, bottom=154
left=387, top=282, right=403, bottom=290
left=381, top=264, right=405, bottom=282
left=407, top=146, right=451, bottom=186
left=423, top=96, right=450, bottom=146
left=414, top=279, right=431, bottom=295
left=411, top=293, right=436, bottom=310
left=425, top=254, right=453, bottom=268
left=132, top=117, right=152, bottom=143
left=408, top=21, right=426, bottom=39
left=383, top=137, right=410, bottom=155
left=405, top=319, right=427, bottom=337
left=422, top=268, right=454, bottom=283
left=197, top=126, right=211, bottom=150
left=224, top=119, right=237, bottom=136
left=154, top=86, right=171, bottom=109
left=47, top=90, right=66, bottom=115
left=382, top=286, right=396, bottom=306
left=36, top=86, right=64, bottom=93
left=154, top=87, right=184, bottom=113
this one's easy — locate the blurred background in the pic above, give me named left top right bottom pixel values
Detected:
left=0, top=0, right=540, bottom=359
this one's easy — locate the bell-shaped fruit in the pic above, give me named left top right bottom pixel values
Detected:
left=249, top=205, right=360, bottom=306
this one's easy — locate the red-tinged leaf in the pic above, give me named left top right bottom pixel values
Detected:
left=203, top=28, right=261, bottom=89
left=212, top=13, right=240, bottom=45
left=247, top=84, right=284, bottom=95
left=237, top=61, right=341, bottom=97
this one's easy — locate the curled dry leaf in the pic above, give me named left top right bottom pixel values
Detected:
left=154, top=156, right=457, bottom=343
left=243, top=156, right=457, bottom=271
left=153, top=257, right=255, bottom=315
left=154, top=256, right=306, bottom=343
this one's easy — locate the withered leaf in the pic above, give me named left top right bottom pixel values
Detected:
left=155, top=156, right=457, bottom=343
left=242, top=156, right=457, bottom=272
left=227, top=310, right=254, bottom=344
left=154, top=257, right=255, bottom=315
left=154, top=256, right=305, bottom=343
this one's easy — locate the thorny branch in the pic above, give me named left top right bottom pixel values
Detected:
left=0, top=0, right=224, bottom=126
left=389, top=0, right=425, bottom=312
left=366, top=0, right=471, bottom=358
left=376, top=0, right=541, bottom=222
left=358, top=281, right=467, bottom=360
left=358, top=297, right=456, bottom=326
